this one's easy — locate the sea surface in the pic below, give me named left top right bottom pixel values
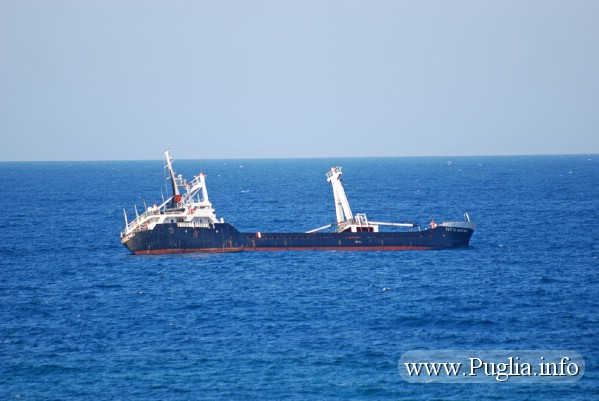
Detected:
left=1, top=155, right=598, bottom=400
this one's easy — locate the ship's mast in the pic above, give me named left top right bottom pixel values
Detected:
left=326, top=167, right=353, bottom=224
left=164, top=150, right=181, bottom=208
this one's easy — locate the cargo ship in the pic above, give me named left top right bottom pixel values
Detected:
left=120, top=151, right=475, bottom=254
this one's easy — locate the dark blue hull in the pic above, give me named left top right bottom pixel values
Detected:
left=122, top=223, right=473, bottom=254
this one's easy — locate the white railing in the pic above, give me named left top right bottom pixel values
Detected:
left=326, top=166, right=342, bottom=180
left=180, top=174, right=207, bottom=205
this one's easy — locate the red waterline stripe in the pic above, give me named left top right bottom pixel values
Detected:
left=243, top=246, right=433, bottom=251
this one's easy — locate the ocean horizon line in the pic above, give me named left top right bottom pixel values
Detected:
left=0, top=152, right=596, bottom=163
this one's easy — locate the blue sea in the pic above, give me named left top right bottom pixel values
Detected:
left=1, top=155, right=598, bottom=400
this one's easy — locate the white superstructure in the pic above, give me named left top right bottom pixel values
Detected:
left=120, top=150, right=221, bottom=242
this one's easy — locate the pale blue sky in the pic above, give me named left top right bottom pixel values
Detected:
left=1, top=0, right=598, bottom=161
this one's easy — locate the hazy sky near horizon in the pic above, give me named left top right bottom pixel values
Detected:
left=1, top=0, right=598, bottom=161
